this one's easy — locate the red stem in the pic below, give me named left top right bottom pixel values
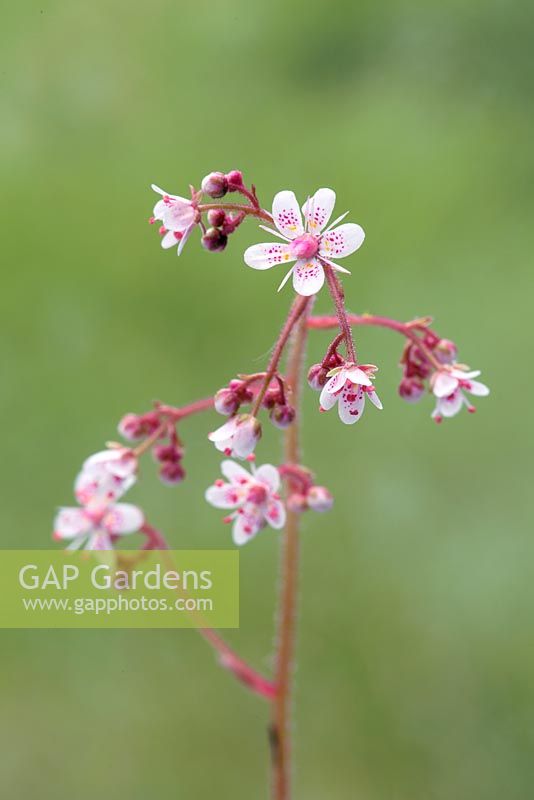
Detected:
left=251, top=295, right=310, bottom=416
left=323, top=266, right=357, bottom=362
left=270, top=304, right=311, bottom=800
left=198, top=202, right=273, bottom=224
left=308, top=313, right=443, bottom=370
left=142, top=524, right=275, bottom=700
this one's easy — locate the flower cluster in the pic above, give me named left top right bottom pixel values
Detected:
left=118, top=407, right=186, bottom=484
left=53, top=168, right=489, bottom=563
left=214, top=374, right=295, bottom=431
left=397, top=328, right=489, bottom=421
left=50, top=162, right=491, bottom=795
left=54, top=449, right=144, bottom=551
left=149, top=169, right=256, bottom=256
left=205, top=460, right=333, bottom=545
left=399, top=329, right=457, bottom=403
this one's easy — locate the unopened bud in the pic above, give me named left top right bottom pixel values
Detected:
left=201, top=171, right=228, bottom=198
left=152, top=444, right=183, bottom=464
left=226, top=170, right=244, bottom=189
left=286, top=493, right=308, bottom=513
left=262, top=388, right=282, bottom=409
left=214, top=387, right=241, bottom=416
left=398, top=377, right=425, bottom=403
left=202, top=227, right=228, bottom=252
left=207, top=208, right=226, bottom=227
left=307, top=486, right=334, bottom=513
left=118, top=412, right=160, bottom=441
left=159, top=461, right=186, bottom=485
left=307, top=363, right=328, bottom=391
left=434, top=338, right=457, bottom=364
left=270, top=405, right=296, bottom=429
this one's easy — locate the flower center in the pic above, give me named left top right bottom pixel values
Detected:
left=290, top=233, right=319, bottom=260
left=246, top=484, right=268, bottom=506
left=85, top=504, right=107, bottom=525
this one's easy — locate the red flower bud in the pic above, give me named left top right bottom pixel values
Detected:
left=201, top=227, right=228, bottom=252
left=118, top=411, right=160, bottom=441
left=214, top=387, right=241, bottom=416
left=226, top=170, right=244, bottom=190
left=201, top=171, right=228, bottom=199
left=153, top=444, right=183, bottom=464
left=307, top=363, right=328, bottom=391
left=262, top=388, right=282, bottom=409
left=270, top=405, right=296, bottom=429
left=398, top=377, right=425, bottom=403
left=306, top=486, right=334, bottom=512
left=207, top=208, right=226, bottom=227
left=159, top=461, right=186, bottom=485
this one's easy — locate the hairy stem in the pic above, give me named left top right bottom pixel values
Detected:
left=270, top=305, right=310, bottom=800
left=323, top=266, right=357, bottom=362
left=140, top=525, right=275, bottom=700
left=252, top=295, right=310, bottom=416
left=198, top=202, right=273, bottom=224
left=308, top=313, right=443, bottom=370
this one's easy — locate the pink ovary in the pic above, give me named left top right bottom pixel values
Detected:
left=291, top=234, right=319, bottom=260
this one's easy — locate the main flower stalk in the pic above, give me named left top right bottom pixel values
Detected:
left=270, top=305, right=311, bottom=800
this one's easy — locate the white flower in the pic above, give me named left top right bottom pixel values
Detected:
left=431, top=367, right=489, bottom=421
left=319, top=363, right=382, bottom=424
left=53, top=501, right=144, bottom=550
left=208, top=414, right=261, bottom=459
left=74, top=449, right=137, bottom=505
left=151, top=184, right=197, bottom=255
left=244, top=188, right=365, bottom=296
left=205, top=460, right=286, bottom=546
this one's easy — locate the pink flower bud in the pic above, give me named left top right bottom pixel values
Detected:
left=398, top=377, right=425, bottom=403
left=201, top=227, right=228, bottom=252
left=270, top=405, right=296, bottom=429
left=201, top=171, right=228, bottom=198
left=434, top=338, right=457, bottom=364
left=153, top=444, right=184, bottom=464
left=286, top=493, right=309, bottom=513
left=214, top=387, right=241, bottom=416
left=306, top=486, right=334, bottom=513
left=226, top=170, right=244, bottom=190
left=307, top=363, right=328, bottom=391
left=118, top=412, right=160, bottom=441
left=207, top=208, right=226, bottom=227
left=159, top=461, right=186, bottom=485
left=262, top=388, right=282, bottom=409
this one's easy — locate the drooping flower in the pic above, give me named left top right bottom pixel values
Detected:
left=53, top=501, right=144, bottom=551
left=319, top=363, right=382, bottom=424
left=74, top=449, right=137, bottom=505
left=151, top=184, right=197, bottom=255
left=208, top=414, right=261, bottom=459
left=205, top=460, right=286, bottom=545
left=244, top=188, right=365, bottom=296
left=431, top=367, right=489, bottom=422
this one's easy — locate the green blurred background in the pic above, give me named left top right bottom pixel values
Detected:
left=1, top=1, right=532, bottom=797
